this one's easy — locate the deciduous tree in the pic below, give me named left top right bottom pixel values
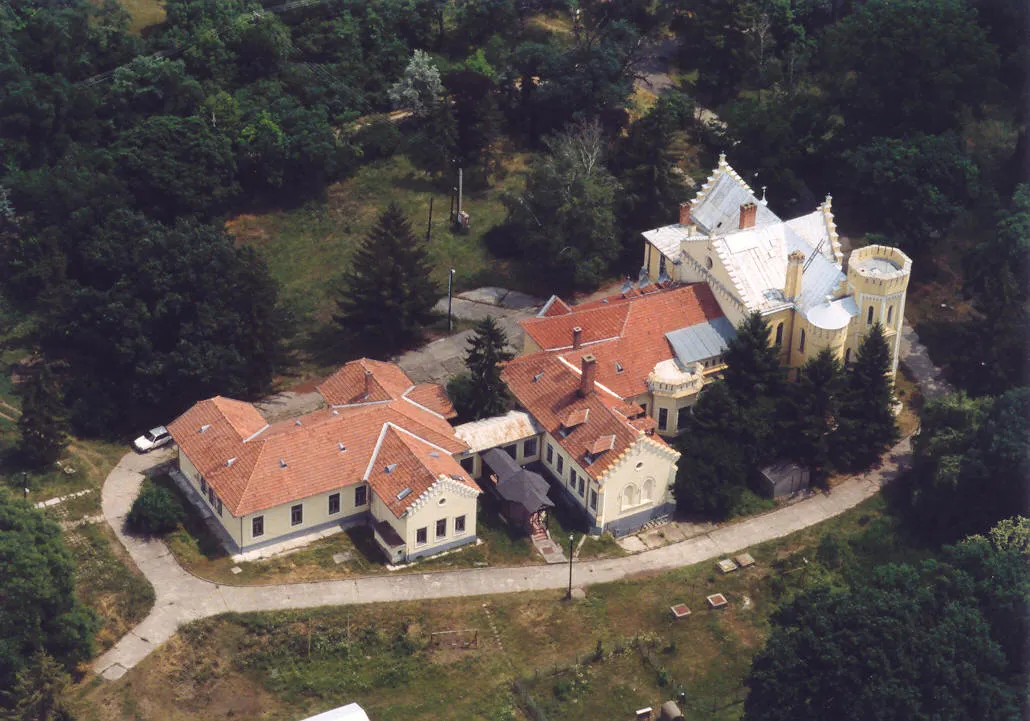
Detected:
left=388, top=50, right=443, bottom=118
left=0, top=492, right=97, bottom=693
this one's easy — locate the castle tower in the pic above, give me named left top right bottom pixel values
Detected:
left=845, top=244, right=913, bottom=375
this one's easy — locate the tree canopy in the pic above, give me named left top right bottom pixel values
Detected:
left=0, top=492, right=97, bottom=693
left=447, top=316, right=514, bottom=422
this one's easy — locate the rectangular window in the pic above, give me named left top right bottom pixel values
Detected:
left=291, top=504, right=303, bottom=526
left=460, top=456, right=475, bottom=474
left=658, top=407, right=669, bottom=431
left=252, top=516, right=264, bottom=537
left=455, top=515, right=466, bottom=534
left=677, top=406, right=690, bottom=432
left=546, top=443, right=554, bottom=464
left=436, top=518, right=447, bottom=538
left=416, top=527, right=427, bottom=545
left=208, top=487, right=216, bottom=505
left=328, top=493, right=340, bottom=515
left=217, top=498, right=223, bottom=516
left=200, top=477, right=207, bottom=494
left=557, top=455, right=564, bottom=475
left=569, top=470, right=577, bottom=488
left=354, top=485, right=367, bottom=507
left=503, top=444, right=517, bottom=459
left=578, top=476, right=585, bottom=496
left=523, top=437, right=538, bottom=458
left=589, top=490, right=598, bottom=511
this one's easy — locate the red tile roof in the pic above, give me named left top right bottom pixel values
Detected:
left=520, top=284, right=724, bottom=398
left=169, top=366, right=472, bottom=517
left=501, top=354, right=676, bottom=481
left=405, top=383, right=458, bottom=419
left=317, top=358, right=417, bottom=406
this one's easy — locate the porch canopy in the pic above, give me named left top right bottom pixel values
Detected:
left=481, top=448, right=553, bottom=514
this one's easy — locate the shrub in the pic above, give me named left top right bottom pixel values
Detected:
left=355, top=118, right=401, bottom=161
left=127, top=482, right=184, bottom=536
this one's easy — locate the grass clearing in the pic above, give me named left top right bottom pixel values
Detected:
left=68, top=523, right=156, bottom=653
left=111, top=0, right=166, bottom=35
left=227, top=153, right=529, bottom=362
left=73, top=494, right=924, bottom=721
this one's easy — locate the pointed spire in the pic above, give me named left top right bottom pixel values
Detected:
left=760, top=186, right=768, bottom=206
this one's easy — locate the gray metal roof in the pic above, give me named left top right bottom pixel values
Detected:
left=665, top=317, right=737, bottom=366
left=481, top=448, right=552, bottom=513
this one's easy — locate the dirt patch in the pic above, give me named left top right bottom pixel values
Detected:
left=224, top=214, right=270, bottom=247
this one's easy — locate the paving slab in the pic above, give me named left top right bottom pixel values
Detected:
left=457, top=287, right=509, bottom=305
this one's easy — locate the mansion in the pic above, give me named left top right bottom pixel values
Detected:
left=166, top=155, right=912, bottom=557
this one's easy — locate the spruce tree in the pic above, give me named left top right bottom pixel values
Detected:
left=334, top=203, right=439, bottom=356
left=786, top=349, right=843, bottom=484
left=835, top=323, right=899, bottom=471
left=16, top=361, right=67, bottom=470
left=722, top=311, right=786, bottom=463
left=448, top=316, right=514, bottom=421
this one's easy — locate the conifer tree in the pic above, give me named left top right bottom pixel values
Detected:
left=447, top=316, right=514, bottom=421
left=334, top=203, right=439, bottom=356
left=786, top=349, right=843, bottom=484
left=835, top=323, right=898, bottom=470
left=2, top=651, right=72, bottom=721
left=16, top=361, right=67, bottom=470
left=722, top=311, right=786, bottom=463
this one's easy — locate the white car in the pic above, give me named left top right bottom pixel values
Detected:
left=133, top=426, right=172, bottom=453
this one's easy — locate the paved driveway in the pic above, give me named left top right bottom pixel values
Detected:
left=92, top=436, right=911, bottom=681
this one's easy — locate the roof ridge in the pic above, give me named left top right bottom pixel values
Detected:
left=400, top=385, right=446, bottom=420
left=362, top=422, right=393, bottom=481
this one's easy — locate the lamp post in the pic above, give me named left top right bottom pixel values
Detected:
left=566, top=533, right=575, bottom=599
left=447, top=268, right=456, bottom=333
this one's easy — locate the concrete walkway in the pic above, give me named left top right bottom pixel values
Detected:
left=898, top=321, right=954, bottom=401
left=92, top=437, right=912, bottom=681
left=397, top=288, right=542, bottom=385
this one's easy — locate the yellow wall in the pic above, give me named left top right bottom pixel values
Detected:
left=394, top=483, right=479, bottom=559
left=599, top=440, right=677, bottom=525
left=540, top=433, right=603, bottom=525
left=178, top=449, right=371, bottom=550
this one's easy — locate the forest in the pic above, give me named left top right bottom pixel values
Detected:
left=0, top=0, right=1026, bottom=718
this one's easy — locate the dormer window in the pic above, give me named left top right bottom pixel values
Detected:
left=615, top=361, right=624, bottom=374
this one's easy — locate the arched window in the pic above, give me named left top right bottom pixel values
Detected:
left=844, top=348, right=851, bottom=365
left=799, top=329, right=806, bottom=352
left=887, top=306, right=893, bottom=324
left=622, top=484, right=639, bottom=510
left=775, top=322, right=783, bottom=346
left=642, top=478, right=655, bottom=503
left=867, top=306, right=874, bottom=324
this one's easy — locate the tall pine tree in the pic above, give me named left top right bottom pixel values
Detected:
left=447, top=315, right=514, bottom=421
left=785, top=349, right=843, bottom=485
left=334, top=203, right=439, bottom=356
left=722, top=311, right=786, bottom=463
left=835, top=323, right=899, bottom=471
left=17, top=360, right=67, bottom=470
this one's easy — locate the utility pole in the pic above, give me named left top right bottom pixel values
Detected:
left=426, top=197, right=433, bottom=243
left=447, top=268, right=456, bottom=333
left=566, top=533, right=575, bottom=599
left=457, top=167, right=463, bottom=217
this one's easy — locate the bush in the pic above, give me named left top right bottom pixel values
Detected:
left=354, top=119, right=401, bottom=161
left=127, top=482, right=184, bottom=536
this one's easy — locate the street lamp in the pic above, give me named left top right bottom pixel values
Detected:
left=566, top=533, right=575, bottom=599
left=447, top=268, right=456, bottom=333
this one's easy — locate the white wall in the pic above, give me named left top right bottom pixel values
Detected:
left=600, top=441, right=676, bottom=525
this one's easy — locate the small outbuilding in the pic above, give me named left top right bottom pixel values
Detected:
left=481, top=448, right=553, bottom=535
left=759, top=460, right=810, bottom=498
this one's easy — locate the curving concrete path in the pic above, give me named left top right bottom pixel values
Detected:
left=92, top=438, right=912, bottom=681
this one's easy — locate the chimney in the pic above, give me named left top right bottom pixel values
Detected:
left=364, top=369, right=373, bottom=397
left=679, top=202, right=691, bottom=226
left=739, top=202, right=758, bottom=229
left=578, top=354, right=597, bottom=398
left=572, top=326, right=583, bottom=349
left=785, top=250, right=805, bottom=300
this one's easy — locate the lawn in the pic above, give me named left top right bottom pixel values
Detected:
left=72, top=494, right=924, bottom=721
left=68, top=523, right=157, bottom=653
left=227, top=153, right=530, bottom=359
